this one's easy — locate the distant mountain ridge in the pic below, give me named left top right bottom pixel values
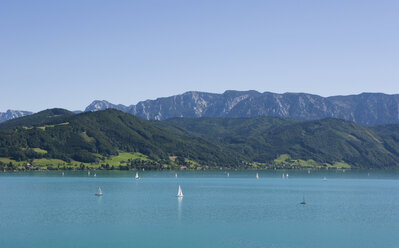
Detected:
left=0, top=110, right=33, bottom=123
left=3, top=91, right=399, bottom=125
left=85, top=91, right=399, bottom=125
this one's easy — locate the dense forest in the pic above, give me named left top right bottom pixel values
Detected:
left=161, top=117, right=399, bottom=168
left=1, top=108, right=399, bottom=170
left=0, top=109, right=241, bottom=168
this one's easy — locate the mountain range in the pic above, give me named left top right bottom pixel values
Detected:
left=3, top=90, right=399, bottom=126
left=84, top=91, right=399, bottom=125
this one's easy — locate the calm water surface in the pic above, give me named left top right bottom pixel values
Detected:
left=0, top=170, right=398, bottom=248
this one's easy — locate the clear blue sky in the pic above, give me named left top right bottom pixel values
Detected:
left=1, top=0, right=398, bottom=112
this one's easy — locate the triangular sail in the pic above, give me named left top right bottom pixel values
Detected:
left=96, top=187, right=103, bottom=196
left=177, top=185, right=183, bottom=197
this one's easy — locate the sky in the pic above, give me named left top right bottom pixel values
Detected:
left=1, top=0, right=398, bottom=112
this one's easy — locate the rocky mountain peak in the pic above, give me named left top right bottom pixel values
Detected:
left=0, top=110, right=33, bottom=123
left=84, top=100, right=130, bottom=113
left=84, top=91, right=399, bottom=125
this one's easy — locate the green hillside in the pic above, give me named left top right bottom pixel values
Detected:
left=0, top=109, right=242, bottom=170
left=0, top=108, right=74, bottom=130
left=162, top=117, right=399, bottom=168
left=1, top=109, right=399, bottom=170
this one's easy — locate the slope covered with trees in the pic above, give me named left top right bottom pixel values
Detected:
left=0, top=108, right=74, bottom=130
left=0, top=109, right=241, bottom=168
left=1, top=109, right=399, bottom=170
left=162, top=117, right=399, bottom=168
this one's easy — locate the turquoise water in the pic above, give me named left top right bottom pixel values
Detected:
left=0, top=170, right=398, bottom=248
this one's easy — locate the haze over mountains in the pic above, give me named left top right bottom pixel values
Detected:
left=2, top=90, right=399, bottom=125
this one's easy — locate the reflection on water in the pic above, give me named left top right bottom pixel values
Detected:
left=177, top=197, right=182, bottom=221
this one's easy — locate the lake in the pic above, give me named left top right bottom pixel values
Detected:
left=0, top=170, right=398, bottom=248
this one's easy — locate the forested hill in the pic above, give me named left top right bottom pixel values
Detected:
left=1, top=109, right=399, bottom=169
left=0, top=108, right=74, bottom=130
left=161, top=117, right=399, bottom=168
left=0, top=109, right=241, bottom=167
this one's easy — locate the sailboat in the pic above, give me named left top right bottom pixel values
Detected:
left=95, top=187, right=103, bottom=196
left=256, top=173, right=259, bottom=179
left=88, top=171, right=90, bottom=176
left=176, top=185, right=183, bottom=198
left=300, top=196, right=306, bottom=205
left=286, top=173, right=289, bottom=178
left=227, top=172, right=230, bottom=177
left=323, top=177, right=327, bottom=181
left=282, top=173, right=285, bottom=179
left=135, top=172, right=140, bottom=180
left=175, top=173, right=178, bottom=178
left=62, top=172, right=64, bottom=176
left=94, top=173, right=96, bottom=177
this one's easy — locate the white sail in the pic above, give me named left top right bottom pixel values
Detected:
left=227, top=172, right=229, bottom=177
left=282, top=173, right=285, bottom=179
left=94, top=173, right=96, bottom=177
left=88, top=171, right=90, bottom=176
left=176, top=185, right=183, bottom=197
left=286, top=173, right=289, bottom=178
left=256, top=173, right=259, bottom=179
left=175, top=173, right=178, bottom=178
left=62, top=172, right=64, bottom=176
left=95, top=187, right=103, bottom=196
left=135, top=172, right=139, bottom=179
